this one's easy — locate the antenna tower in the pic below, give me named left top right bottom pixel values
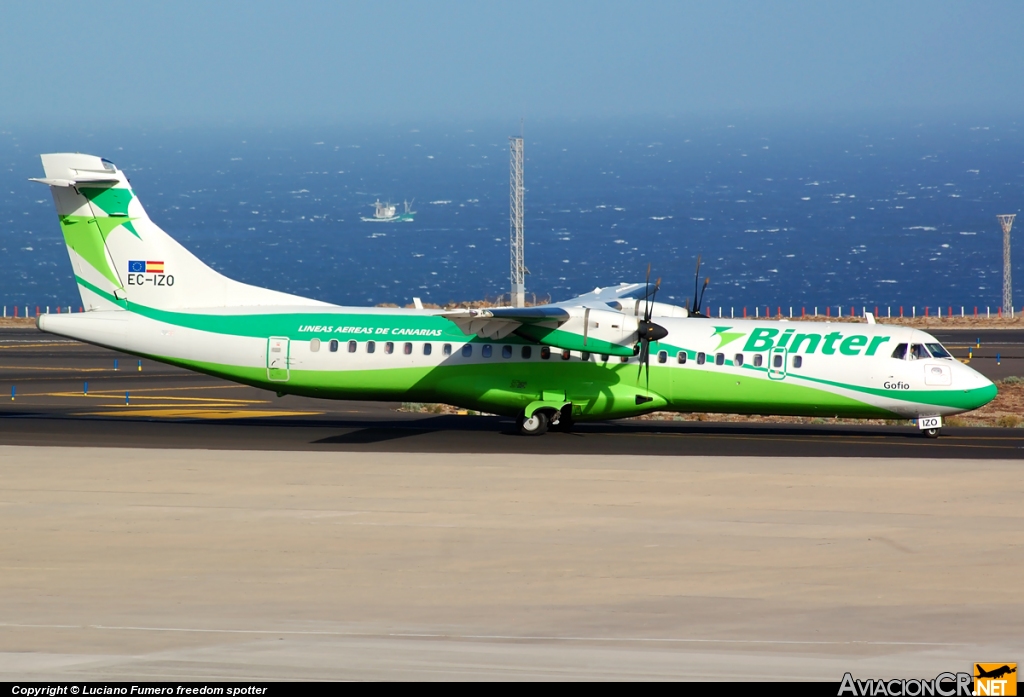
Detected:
left=999, top=214, right=1016, bottom=316
left=509, top=135, right=525, bottom=307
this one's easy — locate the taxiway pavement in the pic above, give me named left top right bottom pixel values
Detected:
left=1, top=447, right=1021, bottom=681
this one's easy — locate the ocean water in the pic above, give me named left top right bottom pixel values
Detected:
left=1, top=116, right=1022, bottom=313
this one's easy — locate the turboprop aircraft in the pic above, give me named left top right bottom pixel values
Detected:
left=31, top=153, right=996, bottom=436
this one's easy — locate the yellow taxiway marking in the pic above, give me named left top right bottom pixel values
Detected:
left=0, top=342, right=79, bottom=349
left=75, top=408, right=322, bottom=420
left=84, top=384, right=253, bottom=394
left=89, top=402, right=253, bottom=408
left=43, top=391, right=268, bottom=404
left=0, top=365, right=115, bottom=372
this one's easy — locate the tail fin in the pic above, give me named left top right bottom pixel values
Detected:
left=32, top=153, right=326, bottom=312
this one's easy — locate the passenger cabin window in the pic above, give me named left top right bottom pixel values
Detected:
left=620, top=355, right=629, bottom=363
left=677, top=351, right=686, bottom=364
left=384, top=341, right=394, bottom=354
left=404, top=342, right=413, bottom=355
left=366, top=340, right=375, bottom=354
left=310, top=338, right=321, bottom=352
left=601, top=354, right=609, bottom=362
left=926, top=343, right=952, bottom=359
left=443, top=343, right=452, bottom=356
left=541, top=347, right=551, bottom=360
left=715, top=353, right=725, bottom=366
left=462, top=344, right=473, bottom=357
left=329, top=339, right=338, bottom=353
left=753, top=354, right=763, bottom=367
left=792, top=355, right=803, bottom=368
left=423, top=343, right=432, bottom=356
left=348, top=340, right=357, bottom=353
left=502, top=345, right=512, bottom=358
left=773, top=354, right=783, bottom=368
left=521, top=346, right=532, bottom=359
left=891, top=343, right=908, bottom=360
left=581, top=351, right=590, bottom=361
left=697, top=352, right=706, bottom=365
left=734, top=353, right=743, bottom=367
left=657, top=350, right=667, bottom=364
left=482, top=344, right=493, bottom=358
left=561, top=349, right=571, bottom=360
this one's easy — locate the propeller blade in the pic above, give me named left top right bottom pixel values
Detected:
left=696, top=277, right=710, bottom=315
left=692, top=255, right=702, bottom=314
left=647, top=277, right=661, bottom=322
left=583, top=307, right=590, bottom=346
left=644, top=263, right=652, bottom=323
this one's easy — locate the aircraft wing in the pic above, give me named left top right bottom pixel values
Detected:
left=441, top=306, right=569, bottom=339
left=559, top=282, right=653, bottom=305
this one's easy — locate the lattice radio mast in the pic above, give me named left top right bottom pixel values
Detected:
left=999, top=214, right=1016, bottom=316
left=509, top=133, right=526, bottom=307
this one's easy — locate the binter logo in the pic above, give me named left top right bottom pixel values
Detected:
left=743, top=327, right=892, bottom=357
left=974, top=663, right=1017, bottom=696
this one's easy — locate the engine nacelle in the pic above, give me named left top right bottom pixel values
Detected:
left=609, top=299, right=690, bottom=319
left=515, top=307, right=639, bottom=356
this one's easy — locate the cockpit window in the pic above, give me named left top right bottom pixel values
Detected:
left=911, top=344, right=931, bottom=359
left=100, top=158, right=117, bottom=172
left=926, top=343, right=952, bottom=359
left=891, top=343, right=907, bottom=359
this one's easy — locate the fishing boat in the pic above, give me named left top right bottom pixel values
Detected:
left=361, top=199, right=415, bottom=222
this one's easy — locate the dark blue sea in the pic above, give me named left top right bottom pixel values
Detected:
left=2, top=116, right=1023, bottom=314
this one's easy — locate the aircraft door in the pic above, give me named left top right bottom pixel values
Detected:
left=267, top=336, right=290, bottom=382
left=768, top=346, right=787, bottom=380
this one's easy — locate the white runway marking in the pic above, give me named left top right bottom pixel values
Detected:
left=0, top=622, right=966, bottom=647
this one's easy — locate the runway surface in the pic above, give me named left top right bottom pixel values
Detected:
left=1, top=447, right=1021, bottom=680
left=1, top=326, right=1023, bottom=458
left=1, top=326, right=1022, bottom=680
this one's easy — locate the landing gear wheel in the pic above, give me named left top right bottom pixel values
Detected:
left=924, top=427, right=940, bottom=439
left=519, top=411, right=550, bottom=436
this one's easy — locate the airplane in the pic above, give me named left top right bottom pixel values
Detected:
left=30, top=153, right=997, bottom=437
left=975, top=665, right=1016, bottom=680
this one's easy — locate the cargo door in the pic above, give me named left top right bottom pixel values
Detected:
left=267, top=336, right=290, bottom=382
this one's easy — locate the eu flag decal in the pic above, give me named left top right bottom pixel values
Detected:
left=129, top=260, right=164, bottom=274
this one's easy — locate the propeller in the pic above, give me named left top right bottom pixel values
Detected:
left=636, top=264, right=668, bottom=388
left=690, top=255, right=711, bottom=318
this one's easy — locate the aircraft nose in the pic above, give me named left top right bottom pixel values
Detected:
left=959, top=364, right=998, bottom=409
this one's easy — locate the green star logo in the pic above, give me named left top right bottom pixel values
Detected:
left=711, top=326, right=745, bottom=351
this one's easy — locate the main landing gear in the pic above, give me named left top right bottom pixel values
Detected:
left=517, top=411, right=549, bottom=436
left=517, top=407, right=574, bottom=436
